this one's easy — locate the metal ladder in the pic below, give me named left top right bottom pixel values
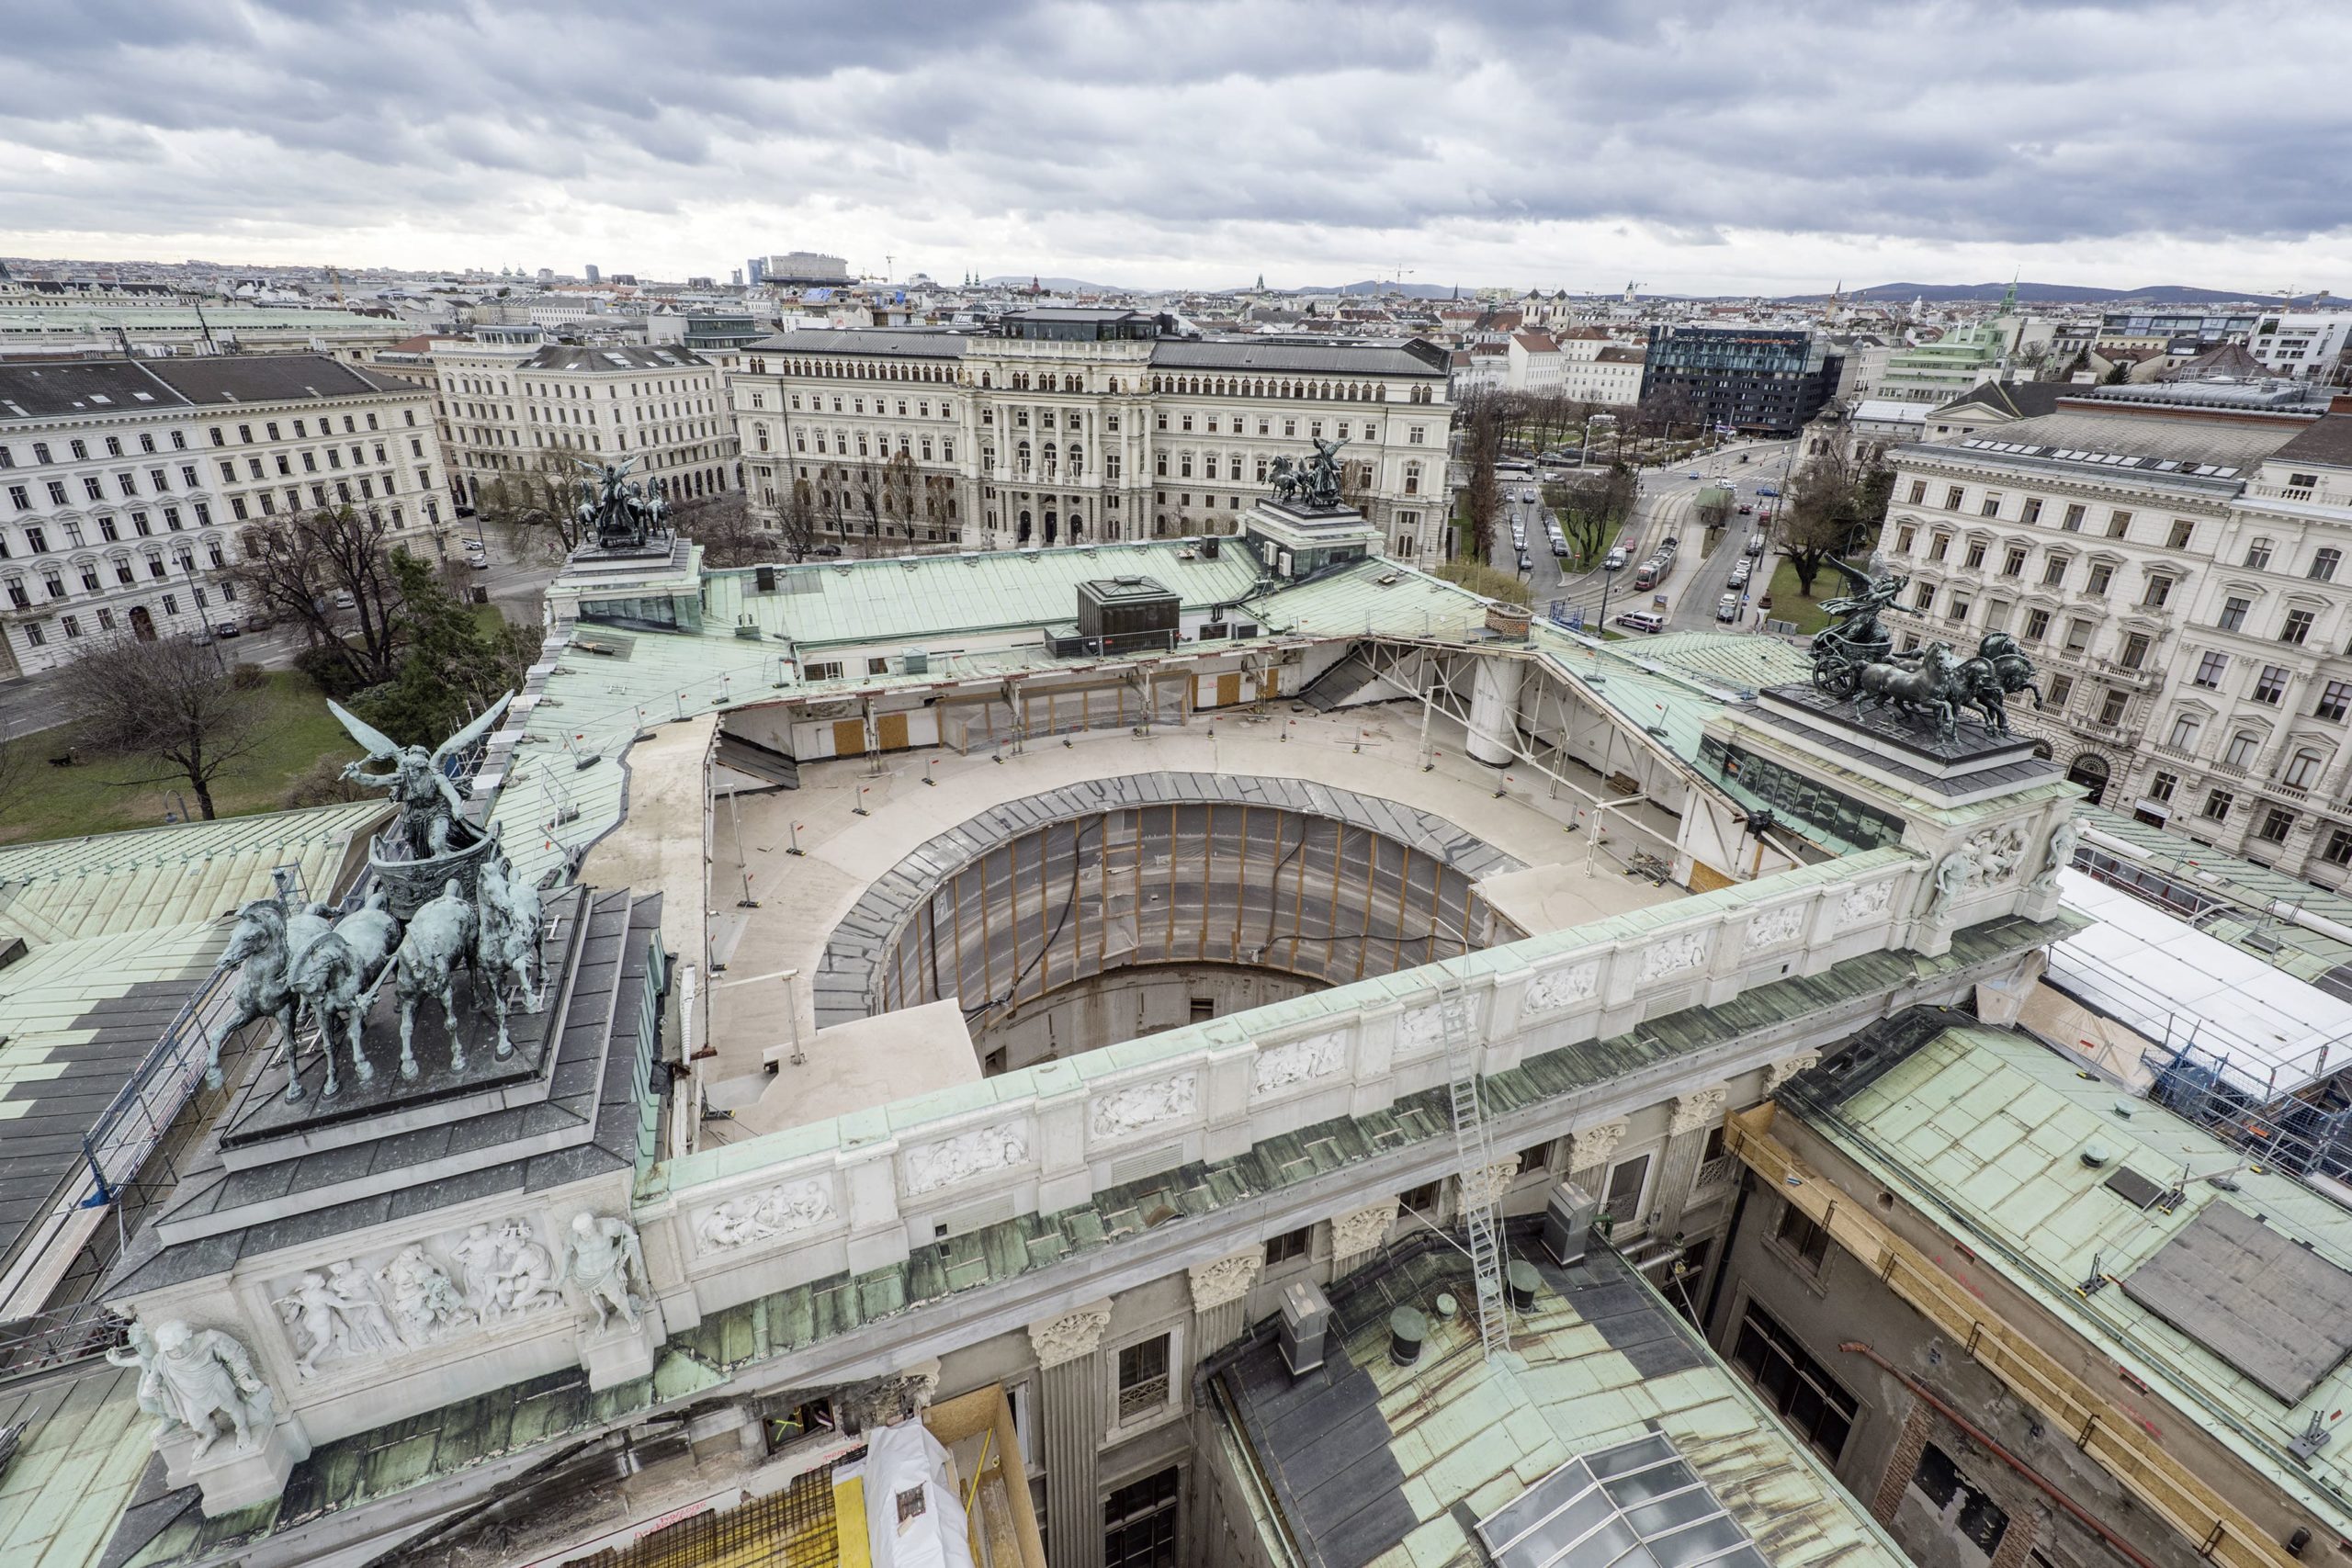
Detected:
left=1437, top=969, right=1510, bottom=1360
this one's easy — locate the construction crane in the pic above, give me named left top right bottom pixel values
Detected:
left=326, top=265, right=345, bottom=305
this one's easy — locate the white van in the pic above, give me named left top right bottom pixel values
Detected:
left=1614, top=610, right=1667, bottom=634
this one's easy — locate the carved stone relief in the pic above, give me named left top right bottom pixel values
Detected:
left=904, top=1121, right=1031, bottom=1196
left=1638, top=930, right=1710, bottom=984
left=1188, top=1251, right=1263, bottom=1314
left=1026, top=1301, right=1114, bottom=1370
left=1743, top=903, right=1807, bottom=953
left=1396, top=997, right=1472, bottom=1058
left=1090, top=1073, right=1198, bottom=1140
left=1524, top=960, right=1601, bottom=1013
left=1838, top=878, right=1895, bottom=929
left=270, top=1215, right=560, bottom=1379
left=1964, top=822, right=2030, bottom=886
left=1250, top=1029, right=1347, bottom=1099
left=1668, top=1086, right=1729, bottom=1138
left=694, top=1178, right=837, bottom=1254
left=1567, top=1119, right=1630, bottom=1172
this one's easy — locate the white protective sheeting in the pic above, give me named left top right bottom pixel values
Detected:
left=2053, top=868, right=2352, bottom=1097
left=863, top=1418, right=977, bottom=1568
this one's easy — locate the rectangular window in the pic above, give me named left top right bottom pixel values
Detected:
left=1980, top=494, right=2000, bottom=517
left=1730, top=1300, right=1858, bottom=1461
left=2120, top=632, right=2151, bottom=669
left=2149, top=771, right=2177, bottom=803
left=2062, top=502, right=2086, bottom=532
left=1912, top=1442, right=2010, bottom=1556
left=2254, top=666, right=2289, bottom=705
left=2318, top=681, right=2352, bottom=723
left=2312, top=547, right=2343, bottom=582
left=1944, top=486, right=1964, bottom=510
left=2220, top=596, right=2250, bottom=632
left=1907, top=479, right=1926, bottom=503
left=1102, top=1465, right=1180, bottom=1568
left=2046, top=674, right=2074, bottom=708
left=1114, top=1335, right=1171, bottom=1426
left=1263, top=1226, right=1312, bottom=1268
left=1602, top=1153, right=1650, bottom=1222
left=2203, top=789, right=2233, bottom=821
left=2086, top=562, right=2113, bottom=596
left=2022, top=608, right=2050, bottom=642
left=2142, top=576, right=2174, bottom=609
left=2282, top=609, right=2316, bottom=645
left=1515, top=1141, right=1552, bottom=1177
left=2041, top=556, right=2068, bottom=586
left=2193, top=651, right=2227, bottom=688
left=2021, top=498, right=2041, bottom=525
left=2325, top=828, right=2352, bottom=868
left=2246, top=538, right=2273, bottom=570
left=1963, top=540, right=1985, bottom=569
left=1929, top=533, right=1951, bottom=560
left=2002, top=547, right=2026, bottom=577
left=2258, top=807, right=2296, bottom=844
left=2064, top=618, right=2092, bottom=654
left=2098, top=688, right=2129, bottom=725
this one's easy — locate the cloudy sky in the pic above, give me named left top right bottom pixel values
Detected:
left=6, top=0, right=2347, bottom=296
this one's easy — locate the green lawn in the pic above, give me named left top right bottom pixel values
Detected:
left=1766, top=559, right=1837, bottom=636
left=0, top=671, right=362, bottom=845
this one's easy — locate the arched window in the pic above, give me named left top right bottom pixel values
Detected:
left=2064, top=752, right=2110, bottom=806
left=2284, top=749, right=2325, bottom=790
left=1069, top=444, right=1084, bottom=477
left=1017, top=509, right=1033, bottom=543
left=1015, top=441, right=1032, bottom=474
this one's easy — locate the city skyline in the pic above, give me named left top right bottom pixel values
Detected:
left=6, top=1, right=2348, bottom=296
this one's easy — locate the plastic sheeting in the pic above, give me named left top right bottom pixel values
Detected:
left=863, top=1419, right=977, bottom=1568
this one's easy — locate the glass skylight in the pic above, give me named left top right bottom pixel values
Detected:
left=1475, top=1433, right=1765, bottom=1568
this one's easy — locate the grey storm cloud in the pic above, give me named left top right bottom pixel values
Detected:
left=2, top=0, right=2347, bottom=278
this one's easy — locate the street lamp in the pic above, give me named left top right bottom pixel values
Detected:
left=1597, top=557, right=1623, bottom=635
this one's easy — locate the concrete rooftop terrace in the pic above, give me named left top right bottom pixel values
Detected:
left=698, top=706, right=1684, bottom=1127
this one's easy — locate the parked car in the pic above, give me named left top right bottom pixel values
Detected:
left=333, top=590, right=356, bottom=610
left=1759, top=591, right=1775, bottom=610
left=1736, top=503, right=1754, bottom=515
left=1521, top=488, right=1538, bottom=503
left=1516, top=550, right=1533, bottom=572
left=1746, top=534, right=1767, bottom=557
left=242, top=611, right=272, bottom=632
left=1685, top=471, right=1702, bottom=480
left=1716, top=594, right=1739, bottom=622
left=1603, top=547, right=1629, bottom=570
left=211, top=621, right=243, bottom=639
left=1756, top=484, right=1781, bottom=498
left=1614, top=610, right=1668, bottom=634
left=470, top=555, right=491, bottom=570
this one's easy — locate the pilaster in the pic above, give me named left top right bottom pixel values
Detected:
left=1653, top=1086, right=1727, bottom=1236
left=1187, top=1250, right=1263, bottom=1356
left=1029, top=1300, right=1114, bottom=1568
left=1329, top=1199, right=1400, bottom=1279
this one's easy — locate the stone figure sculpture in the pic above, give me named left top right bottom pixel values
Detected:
left=1928, top=850, right=1974, bottom=922
left=104, top=1318, right=167, bottom=1419
left=134, top=1320, right=276, bottom=1457
left=564, top=1213, right=649, bottom=1331
left=390, top=878, right=479, bottom=1078
left=450, top=1224, right=506, bottom=1319
left=475, top=849, right=544, bottom=1059
left=1300, top=434, right=1349, bottom=509
left=2033, top=817, right=2082, bottom=893
left=285, top=891, right=401, bottom=1096
left=273, top=1272, right=352, bottom=1378
left=323, top=1261, right=401, bottom=1353
left=203, top=893, right=334, bottom=1099
left=492, top=1220, right=563, bottom=1318
left=380, top=1245, right=474, bottom=1343
left=333, top=697, right=511, bottom=866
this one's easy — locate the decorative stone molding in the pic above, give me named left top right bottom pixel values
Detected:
left=693, top=1179, right=836, bottom=1254
left=1838, top=879, right=1895, bottom=929
left=905, top=1120, right=1031, bottom=1196
left=1460, top=1158, right=1521, bottom=1210
left=1744, top=903, right=1806, bottom=953
left=266, top=1214, right=562, bottom=1379
left=836, top=1361, right=941, bottom=1433
left=1090, top=1073, right=1198, bottom=1140
left=1638, top=930, right=1709, bottom=984
left=1567, top=1119, right=1630, bottom=1172
left=1027, top=1300, right=1114, bottom=1369
left=1250, top=1029, right=1346, bottom=1099
left=1330, top=1200, right=1398, bottom=1259
left=1524, top=959, right=1600, bottom=1013
left=1764, top=1052, right=1821, bottom=1094
left=1669, top=1087, right=1729, bottom=1138
left=1187, top=1251, right=1263, bottom=1314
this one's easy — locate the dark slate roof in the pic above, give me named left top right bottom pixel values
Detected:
left=1150, top=338, right=1448, bottom=378
left=1928, top=379, right=2071, bottom=422
left=0, top=361, right=189, bottom=422
left=2271, top=413, right=2352, bottom=469
left=140, top=355, right=414, bottom=407
left=103, top=890, right=665, bottom=1298
left=1005, top=308, right=1154, bottom=322
left=517, top=344, right=710, bottom=373
left=744, top=328, right=968, bottom=358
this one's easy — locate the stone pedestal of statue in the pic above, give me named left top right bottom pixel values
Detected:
left=576, top=1296, right=668, bottom=1392
left=160, top=1413, right=313, bottom=1517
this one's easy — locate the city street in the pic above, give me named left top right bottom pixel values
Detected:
left=1491, top=438, right=1801, bottom=637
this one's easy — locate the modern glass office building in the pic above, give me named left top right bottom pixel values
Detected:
left=1639, top=326, right=1844, bottom=435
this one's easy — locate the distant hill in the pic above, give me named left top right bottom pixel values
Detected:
left=1299, top=280, right=1460, bottom=299
left=1788, top=281, right=2334, bottom=307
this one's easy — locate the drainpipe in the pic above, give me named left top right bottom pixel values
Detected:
left=1838, top=1341, right=2163, bottom=1568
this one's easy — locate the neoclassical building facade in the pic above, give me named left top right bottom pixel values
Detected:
left=729, top=309, right=1453, bottom=560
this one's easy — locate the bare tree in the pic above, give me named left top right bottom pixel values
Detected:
left=0, top=731, right=35, bottom=829
left=1464, top=398, right=1503, bottom=561
left=1777, top=447, right=1894, bottom=596
left=475, top=456, right=592, bottom=560
left=778, top=479, right=822, bottom=560
left=54, top=634, right=265, bottom=820
left=232, top=505, right=406, bottom=686
left=672, top=491, right=769, bottom=568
